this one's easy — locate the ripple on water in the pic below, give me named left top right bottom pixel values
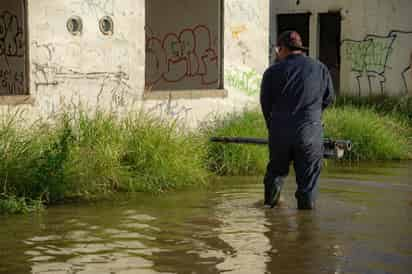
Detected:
left=1, top=163, right=411, bottom=274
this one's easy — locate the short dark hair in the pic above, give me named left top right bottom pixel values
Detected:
left=277, top=31, right=308, bottom=51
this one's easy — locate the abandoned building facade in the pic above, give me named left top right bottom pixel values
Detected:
left=0, top=0, right=411, bottom=122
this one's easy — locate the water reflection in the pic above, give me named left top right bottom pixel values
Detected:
left=213, top=195, right=271, bottom=273
left=25, top=211, right=158, bottom=273
left=263, top=209, right=344, bottom=274
left=0, top=162, right=411, bottom=274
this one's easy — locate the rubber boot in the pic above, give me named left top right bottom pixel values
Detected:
left=264, top=178, right=283, bottom=208
left=297, top=198, right=315, bottom=210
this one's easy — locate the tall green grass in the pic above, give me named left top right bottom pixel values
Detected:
left=200, top=111, right=268, bottom=175
left=324, top=106, right=411, bottom=160
left=0, top=109, right=208, bottom=214
left=1, top=99, right=411, bottom=214
left=335, top=95, right=412, bottom=124
left=120, top=115, right=208, bottom=193
left=202, top=107, right=411, bottom=175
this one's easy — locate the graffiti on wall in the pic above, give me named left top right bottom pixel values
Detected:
left=230, top=25, right=247, bottom=40
left=147, top=95, right=193, bottom=122
left=0, top=10, right=25, bottom=95
left=225, top=68, right=261, bottom=96
left=145, top=24, right=219, bottom=88
left=32, top=41, right=132, bottom=107
left=342, top=30, right=412, bottom=95
left=402, top=51, right=412, bottom=95
left=226, top=1, right=261, bottom=25
left=71, top=0, right=115, bottom=17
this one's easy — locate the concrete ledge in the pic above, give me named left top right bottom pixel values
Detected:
left=0, top=95, right=35, bottom=106
left=143, top=89, right=228, bottom=100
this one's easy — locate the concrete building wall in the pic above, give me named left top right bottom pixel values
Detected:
left=270, top=0, right=412, bottom=96
left=224, top=0, right=270, bottom=97
left=1, top=0, right=411, bottom=125
left=0, top=0, right=270, bottom=126
left=27, top=0, right=145, bottom=115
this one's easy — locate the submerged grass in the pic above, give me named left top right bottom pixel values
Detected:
left=0, top=195, right=43, bottom=214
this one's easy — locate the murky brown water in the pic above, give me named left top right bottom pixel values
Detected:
left=1, top=162, right=411, bottom=274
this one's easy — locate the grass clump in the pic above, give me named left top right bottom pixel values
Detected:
left=201, top=110, right=268, bottom=175
left=1, top=97, right=411, bottom=214
left=64, top=111, right=128, bottom=198
left=0, top=195, right=42, bottom=214
left=0, top=109, right=209, bottom=214
left=202, top=106, right=411, bottom=175
left=323, top=106, right=411, bottom=161
left=335, top=95, right=412, bottom=123
left=120, top=115, right=208, bottom=193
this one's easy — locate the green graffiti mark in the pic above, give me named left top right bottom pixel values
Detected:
left=343, top=36, right=395, bottom=74
left=225, top=68, right=261, bottom=95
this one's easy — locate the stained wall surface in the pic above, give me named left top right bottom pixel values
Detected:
left=0, top=0, right=267, bottom=126
left=0, top=0, right=268, bottom=126
left=270, top=0, right=412, bottom=96
left=26, top=0, right=145, bottom=115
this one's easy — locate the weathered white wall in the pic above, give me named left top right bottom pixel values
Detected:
left=270, top=0, right=412, bottom=96
left=0, top=0, right=270, bottom=127
left=0, top=0, right=27, bottom=95
left=224, top=0, right=270, bottom=97
left=28, top=0, right=145, bottom=115
left=143, top=0, right=270, bottom=125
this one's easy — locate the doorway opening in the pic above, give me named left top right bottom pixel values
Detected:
left=277, top=13, right=310, bottom=54
left=319, top=12, right=341, bottom=94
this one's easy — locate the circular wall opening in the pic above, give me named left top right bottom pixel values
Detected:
left=67, top=16, right=83, bottom=36
left=99, top=16, right=114, bottom=36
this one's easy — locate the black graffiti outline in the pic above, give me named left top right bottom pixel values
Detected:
left=147, top=94, right=192, bottom=121
left=342, top=30, right=412, bottom=96
left=0, top=10, right=25, bottom=66
left=401, top=64, right=411, bottom=95
left=31, top=41, right=131, bottom=103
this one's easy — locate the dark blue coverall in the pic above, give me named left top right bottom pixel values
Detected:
left=260, top=53, right=335, bottom=208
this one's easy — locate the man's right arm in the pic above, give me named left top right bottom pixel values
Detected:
left=260, top=69, right=273, bottom=130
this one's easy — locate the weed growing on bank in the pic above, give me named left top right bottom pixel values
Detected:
left=324, top=106, right=411, bottom=160
left=335, top=95, right=412, bottom=124
left=200, top=110, right=268, bottom=175
left=120, top=114, right=208, bottom=193
left=202, top=106, right=411, bottom=175
left=0, top=195, right=43, bottom=214
left=0, top=110, right=209, bottom=214
left=1, top=100, right=411, bottom=214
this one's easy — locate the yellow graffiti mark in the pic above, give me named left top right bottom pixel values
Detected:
left=231, top=25, right=247, bottom=40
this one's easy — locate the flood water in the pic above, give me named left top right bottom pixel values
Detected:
left=1, top=162, right=411, bottom=274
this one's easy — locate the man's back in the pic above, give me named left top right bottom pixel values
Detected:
left=260, top=30, right=335, bottom=210
left=260, top=54, right=334, bottom=126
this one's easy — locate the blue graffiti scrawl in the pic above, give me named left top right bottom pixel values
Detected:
left=342, top=30, right=412, bottom=96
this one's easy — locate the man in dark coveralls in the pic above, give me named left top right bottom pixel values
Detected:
left=260, top=31, right=335, bottom=210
